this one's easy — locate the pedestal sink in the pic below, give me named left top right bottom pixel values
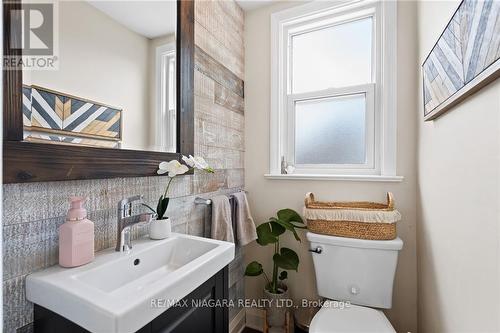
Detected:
left=26, top=233, right=235, bottom=333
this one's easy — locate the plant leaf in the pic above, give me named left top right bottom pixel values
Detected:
left=269, top=221, right=286, bottom=236
left=267, top=221, right=286, bottom=239
left=156, top=195, right=163, bottom=216
left=245, top=261, right=263, bottom=276
left=156, top=196, right=169, bottom=219
left=256, top=222, right=280, bottom=245
left=273, top=247, right=299, bottom=271
left=161, top=197, right=169, bottom=218
left=277, top=209, right=304, bottom=224
left=275, top=218, right=301, bottom=242
left=279, top=271, right=288, bottom=281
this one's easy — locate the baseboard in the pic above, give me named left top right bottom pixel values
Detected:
left=230, top=308, right=246, bottom=333
left=245, top=307, right=265, bottom=332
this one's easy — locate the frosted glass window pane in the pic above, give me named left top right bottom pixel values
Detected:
left=295, top=94, right=366, bottom=165
left=291, top=17, right=373, bottom=94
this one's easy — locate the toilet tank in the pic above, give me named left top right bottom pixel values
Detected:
left=306, top=232, right=403, bottom=309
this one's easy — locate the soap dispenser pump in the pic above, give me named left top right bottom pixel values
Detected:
left=59, top=197, right=94, bottom=267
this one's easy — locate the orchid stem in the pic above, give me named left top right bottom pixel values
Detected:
left=164, top=177, right=174, bottom=197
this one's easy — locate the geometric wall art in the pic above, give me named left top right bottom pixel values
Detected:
left=22, top=85, right=122, bottom=148
left=422, top=0, right=500, bottom=120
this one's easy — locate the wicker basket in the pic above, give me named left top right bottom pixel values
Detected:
left=304, top=192, right=400, bottom=240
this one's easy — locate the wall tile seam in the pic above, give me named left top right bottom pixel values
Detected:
left=195, top=109, right=245, bottom=121
left=194, top=25, right=244, bottom=57
left=193, top=15, right=244, bottom=54
left=194, top=115, right=246, bottom=132
left=197, top=1, right=245, bottom=34
left=194, top=27, right=245, bottom=70
left=194, top=118, right=246, bottom=137
left=193, top=43, right=244, bottom=83
left=194, top=100, right=245, bottom=118
left=194, top=142, right=246, bottom=153
left=193, top=67, right=244, bottom=98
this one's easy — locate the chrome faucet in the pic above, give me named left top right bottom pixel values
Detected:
left=115, top=195, right=156, bottom=252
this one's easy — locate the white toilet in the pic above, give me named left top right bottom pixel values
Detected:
left=306, top=232, right=403, bottom=333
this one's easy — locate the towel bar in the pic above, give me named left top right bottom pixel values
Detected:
left=194, top=196, right=234, bottom=206
left=194, top=197, right=212, bottom=205
left=195, top=191, right=247, bottom=239
left=194, top=190, right=247, bottom=206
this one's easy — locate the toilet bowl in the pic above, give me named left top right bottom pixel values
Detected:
left=309, top=302, right=395, bottom=333
left=306, top=232, right=403, bottom=332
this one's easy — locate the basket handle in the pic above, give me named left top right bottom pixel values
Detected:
left=386, top=192, right=395, bottom=209
left=304, top=192, right=315, bottom=207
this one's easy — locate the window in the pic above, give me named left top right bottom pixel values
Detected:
left=269, top=1, right=399, bottom=180
left=156, top=43, right=176, bottom=152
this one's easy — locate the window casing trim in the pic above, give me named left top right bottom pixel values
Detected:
left=270, top=0, right=397, bottom=178
left=156, top=42, right=176, bottom=153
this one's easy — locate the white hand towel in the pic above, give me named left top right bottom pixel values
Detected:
left=211, top=195, right=234, bottom=242
left=233, top=191, right=257, bottom=246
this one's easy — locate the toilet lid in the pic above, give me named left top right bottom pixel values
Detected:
left=309, top=301, right=395, bottom=333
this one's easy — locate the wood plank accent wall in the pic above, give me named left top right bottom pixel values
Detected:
left=214, top=83, right=244, bottom=114
left=194, top=46, right=244, bottom=98
left=194, top=0, right=244, bottom=79
left=193, top=0, right=245, bottom=323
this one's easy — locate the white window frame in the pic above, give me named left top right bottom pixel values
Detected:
left=269, top=0, right=401, bottom=181
left=155, top=42, right=176, bottom=153
left=288, top=85, right=375, bottom=174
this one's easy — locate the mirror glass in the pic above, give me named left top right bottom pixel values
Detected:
left=21, top=0, right=177, bottom=152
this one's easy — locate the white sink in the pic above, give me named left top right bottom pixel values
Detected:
left=26, top=233, right=235, bottom=333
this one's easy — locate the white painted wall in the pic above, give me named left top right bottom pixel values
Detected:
left=244, top=1, right=418, bottom=331
left=24, top=1, right=151, bottom=150
left=417, top=1, right=500, bottom=331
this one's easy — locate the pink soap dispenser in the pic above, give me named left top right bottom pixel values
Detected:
left=59, top=197, right=94, bottom=268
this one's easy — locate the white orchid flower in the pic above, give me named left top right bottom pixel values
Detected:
left=157, top=160, right=189, bottom=177
left=191, top=155, right=208, bottom=169
left=182, top=155, right=195, bottom=167
left=190, top=155, right=215, bottom=172
left=181, top=155, right=214, bottom=173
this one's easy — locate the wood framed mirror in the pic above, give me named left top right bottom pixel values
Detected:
left=3, top=0, right=194, bottom=183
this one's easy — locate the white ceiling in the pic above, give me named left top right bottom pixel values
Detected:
left=87, top=1, right=176, bottom=39
left=236, top=0, right=276, bottom=11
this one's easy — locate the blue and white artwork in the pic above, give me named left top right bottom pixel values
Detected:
left=423, top=0, right=500, bottom=120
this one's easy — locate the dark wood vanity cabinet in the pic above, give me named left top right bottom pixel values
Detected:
left=33, top=267, right=229, bottom=333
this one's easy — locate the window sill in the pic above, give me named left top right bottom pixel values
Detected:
left=264, top=174, right=404, bottom=182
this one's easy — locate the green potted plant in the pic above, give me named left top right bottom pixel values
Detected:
left=245, top=208, right=306, bottom=329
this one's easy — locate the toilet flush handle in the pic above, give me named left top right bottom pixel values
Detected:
left=308, top=246, right=323, bottom=254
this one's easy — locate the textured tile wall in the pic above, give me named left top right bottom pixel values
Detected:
left=2, top=1, right=246, bottom=332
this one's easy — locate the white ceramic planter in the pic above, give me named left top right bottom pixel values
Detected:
left=149, top=218, right=171, bottom=240
left=264, top=284, right=291, bottom=330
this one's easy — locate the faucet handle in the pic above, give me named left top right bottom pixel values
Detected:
left=118, top=195, right=144, bottom=215
left=118, top=195, right=143, bottom=208
left=126, top=195, right=143, bottom=203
